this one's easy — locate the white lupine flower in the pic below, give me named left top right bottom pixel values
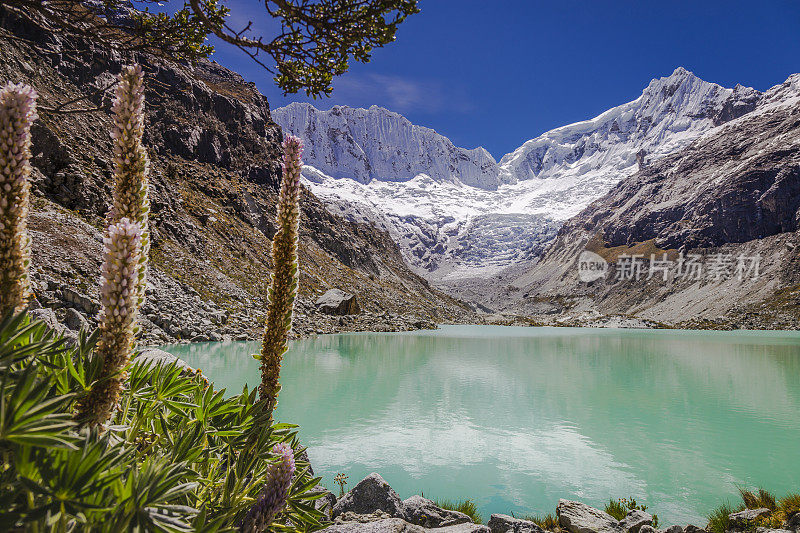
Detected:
left=77, top=218, right=142, bottom=426
left=108, top=65, right=150, bottom=306
left=0, top=82, right=36, bottom=315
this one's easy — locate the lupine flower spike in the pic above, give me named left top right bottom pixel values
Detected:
left=109, top=65, right=150, bottom=305
left=0, top=83, right=37, bottom=316
left=241, top=443, right=296, bottom=533
left=259, top=135, right=303, bottom=416
left=76, top=218, right=143, bottom=425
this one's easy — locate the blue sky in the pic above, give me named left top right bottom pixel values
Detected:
left=206, top=0, right=800, bottom=159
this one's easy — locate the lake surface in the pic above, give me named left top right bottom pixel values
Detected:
left=160, top=325, right=800, bottom=525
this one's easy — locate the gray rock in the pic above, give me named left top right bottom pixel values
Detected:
left=134, top=348, right=194, bottom=372
left=755, top=528, right=792, bottom=533
left=683, top=526, right=707, bottom=533
left=402, top=496, right=471, bottom=528
left=320, top=519, right=491, bottom=533
left=332, top=473, right=404, bottom=519
left=663, top=526, right=683, bottom=533
left=316, top=289, right=361, bottom=316
left=28, top=307, right=60, bottom=332
left=321, top=517, right=491, bottom=533
left=321, top=517, right=423, bottom=533
left=619, top=510, right=653, bottom=533
left=488, top=514, right=545, bottom=533
left=787, top=513, right=800, bottom=532
left=638, top=526, right=658, bottom=533
left=63, top=308, right=88, bottom=331
left=557, top=500, right=620, bottom=533
left=729, top=509, right=772, bottom=527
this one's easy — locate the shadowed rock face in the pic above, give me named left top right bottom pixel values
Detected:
left=582, top=94, right=800, bottom=250
left=0, top=5, right=472, bottom=344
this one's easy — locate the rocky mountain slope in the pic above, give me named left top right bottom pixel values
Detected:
left=508, top=74, right=800, bottom=328
left=0, top=5, right=472, bottom=344
left=275, top=68, right=762, bottom=283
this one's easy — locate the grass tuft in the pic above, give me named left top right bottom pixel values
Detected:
left=779, top=493, right=800, bottom=516
left=522, top=513, right=560, bottom=531
left=739, top=488, right=777, bottom=511
left=707, top=501, right=741, bottom=533
left=434, top=499, right=482, bottom=524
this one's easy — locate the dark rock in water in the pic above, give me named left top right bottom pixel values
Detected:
left=316, top=289, right=361, bottom=316
left=332, top=473, right=404, bottom=519
left=729, top=508, right=772, bottom=528
left=556, top=500, right=620, bottom=533
left=488, top=513, right=545, bottom=533
left=619, top=510, right=652, bottom=533
left=402, top=495, right=470, bottom=528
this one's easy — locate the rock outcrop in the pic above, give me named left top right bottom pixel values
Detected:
left=510, top=72, right=800, bottom=328
left=487, top=514, right=545, bottom=533
left=0, top=5, right=473, bottom=345
left=556, top=500, right=621, bottom=533
left=403, top=496, right=471, bottom=528
left=332, top=474, right=405, bottom=519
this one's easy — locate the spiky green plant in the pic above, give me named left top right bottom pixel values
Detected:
left=75, top=218, right=143, bottom=426
left=108, top=64, right=150, bottom=305
left=0, top=82, right=37, bottom=316
left=259, top=135, right=303, bottom=416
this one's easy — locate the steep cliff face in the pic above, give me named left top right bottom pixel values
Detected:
left=0, top=6, right=471, bottom=344
left=272, top=103, right=502, bottom=189
left=511, top=74, right=800, bottom=328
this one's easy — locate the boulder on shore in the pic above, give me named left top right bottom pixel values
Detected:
left=619, top=510, right=652, bottom=533
left=316, top=289, right=361, bottom=315
left=332, top=473, right=404, bottom=519
left=488, top=514, right=545, bottom=533
left=402, top=495, right=471, bottom=528
left=729, top=508, right=772, bottom=528
left=556, top=500, right=620, bottom=533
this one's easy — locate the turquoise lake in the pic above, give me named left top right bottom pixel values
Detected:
left=160, top=325, right=800, bottom=525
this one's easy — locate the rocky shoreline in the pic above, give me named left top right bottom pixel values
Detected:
left=308, top=474, right=800, bottom=533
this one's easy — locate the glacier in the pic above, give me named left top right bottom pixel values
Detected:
left=273, top=67, right=761, bottom=282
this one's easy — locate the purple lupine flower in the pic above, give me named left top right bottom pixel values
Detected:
left=0, top=82, right=37, bottom=315
left=259, top=136, right=303, bottom=414
left=241, top=442, right=297, bottom=533
left=76, top=218, right=143, bottom=426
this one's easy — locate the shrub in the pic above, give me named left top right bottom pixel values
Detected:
left=606, top=497, right=659, bottom=528
left=434, top=498, right=482, bottom=524
left=0, top=312, right=327, bottom=531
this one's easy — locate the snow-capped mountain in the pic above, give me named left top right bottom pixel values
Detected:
left=274, top=68, right=763, bottom=281
left=272, top=103, right=503, bottom=189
